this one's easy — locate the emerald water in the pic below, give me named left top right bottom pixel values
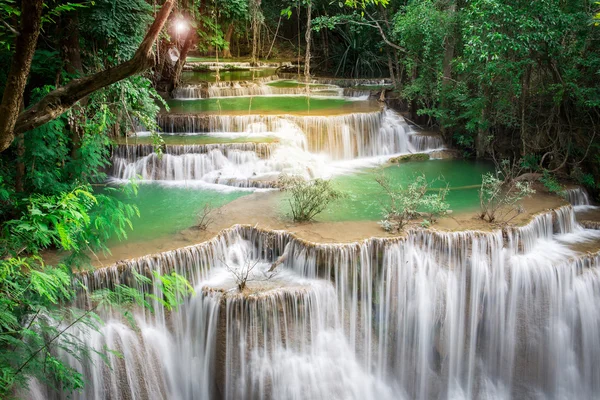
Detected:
left=167, top=96, right=377, bottom=115
left=105, top=184, right=248, bottom=243
left=115, top=135, right=277, bottom=145
left=313, top=160, right=493, bottom=221
left=266, top=80, right=328, bottom=88
left=181, top=68, right=277, bottom=83
left=106, top=160, right=491, bottom=245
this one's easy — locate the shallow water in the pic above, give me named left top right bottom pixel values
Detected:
left=181, top=68, right=277, bottom=83
left=166, top=96, right=379, bottom=115
left=115, top=135, right=278, bottom=146
left=293, top=160, right=494, bottom=221
left=104, top=184, right=248, bottom=244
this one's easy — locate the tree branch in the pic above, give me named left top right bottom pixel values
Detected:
left=0, top=0, right=175, bottom=153
left=0, top=0, right=43, bottom=153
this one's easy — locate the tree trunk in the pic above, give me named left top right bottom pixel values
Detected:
left=222, top=23, right=234, bottom=58
left=62, top=12, right=85, bottom=160
left=0, top=0, right=175, bottom=153
left=386, top=49, right=397, bottom=88
left=477, top=86, right=490, bottom=158
left=250, top=0, right=261, bottom=65
left=440, top=3, right=456, bottom=140
left=520, top=64, right=532, bottom=156
left=304, top=1, right=312, bottom=80
left=0, top=0, right=44, bottom=153
left=171, top=31, right=195, bottom=92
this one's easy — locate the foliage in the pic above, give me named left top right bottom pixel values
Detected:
left=540, top=170, right=564, bottom=195
left=312, top=12, right=388, bottom=78
left=0, top=254, right=192, bottom=398
left=277, top=175, right=345, bottom=222
left=0, top=256, right=92, bottom=397
left=2, top=184, right=139, bottom=261
left=479, top=172, right=535, bottom=224
left=81, top=0, right=153, bottom=61
left=376, top=173, right=449, bottom=232
left=392, top=0, right=453, bottom=113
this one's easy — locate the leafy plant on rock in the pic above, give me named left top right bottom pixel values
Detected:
left=376, top=173, right=450, bottom=233
left=277, top=175, right=344, bottom=222
left=479, top=173, right=535, bottom=224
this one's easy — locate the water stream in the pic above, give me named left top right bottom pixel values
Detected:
left=29, top=206, right=600, bottom=400
left=28, top=69, right=600, bottom=400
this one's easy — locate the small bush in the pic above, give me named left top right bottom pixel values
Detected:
left=277, top=175, right=344, bottom=222
left=479, top=172, right=535, bottom=223
left=195, top=203, right=215, bottom=231
left=540, top=170, right=564, bottom=195
left=376, top=173, right=450, bottom=233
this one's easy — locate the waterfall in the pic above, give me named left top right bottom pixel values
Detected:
left=173, top=81, right=348, bottom=99
left=154, top=110, right=437, bottom=160
left=275, top=74, right=392, bottom=87
left=110, top=143, right=280, bottom=188
left=120, top=110, right=445, bottom=187
left=30, top=205, right=600, bottom=400
left=408, top=133, right=445, bottom=152
left=564, top=187, right=593, bottom=210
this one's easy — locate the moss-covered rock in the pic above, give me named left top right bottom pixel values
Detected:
left=389, top=153, right=430, bottom=164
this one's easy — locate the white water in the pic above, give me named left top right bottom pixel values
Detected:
left=173, top=81, right=345, bottom=99
left=29, top=206, right=600, bottom=400
left=114, top=110, right=444, bottom=187
left=564, top=186, right=596, bottom=212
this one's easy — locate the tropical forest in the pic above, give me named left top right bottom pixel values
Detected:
left=1, top=0, right=600, bottom=399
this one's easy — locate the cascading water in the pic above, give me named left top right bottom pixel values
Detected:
left=154, top=110, right=440, bottom=158
left=173, top=81, right=344, bottom=99
left=275, top=74, right=392, bottom=87
left=30, top=206, right=600, bottom=400
left=110, top=143, right=280, bottom=188
left=115, top=109, right=444, bottom=187
left=564, top=187, right=594, bottom=211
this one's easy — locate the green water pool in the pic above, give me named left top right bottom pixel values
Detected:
left=267, top=80, right=329, bottom=89
left=105, top=185, right=248, bottom=244
left=293, top=160, right=494, bottom=222
left=116, top=135, right=278, bottom=146
left=167, top=96, right=378, bottom=115
left=105, top=160, right=491, bottom=246
left=182, top=68, right=277, bottom=83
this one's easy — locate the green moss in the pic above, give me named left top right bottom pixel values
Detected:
left=389, top=153, right=430, bottom=163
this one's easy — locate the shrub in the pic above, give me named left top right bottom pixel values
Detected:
left=277, top=175, right=344, bottom=222
left=376, top=173, right=450, bottom=233
left=479, top=172, right=535, bottom=223
left=540, top=170, right=564, bottom=195
left=195, top=204, right=215, bottom=231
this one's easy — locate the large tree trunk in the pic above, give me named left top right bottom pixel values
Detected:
left=0, top=0, right=44, bottom=153
left=171, top=31, right=195, bottom=91
left=304, top=1, right=312, bottom=80
left=222, top=23, right=234, bottom=58
left=0, top=0, right=175, bottom=153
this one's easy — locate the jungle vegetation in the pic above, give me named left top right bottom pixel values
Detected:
left=0, top=0, right=598, bottom=396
